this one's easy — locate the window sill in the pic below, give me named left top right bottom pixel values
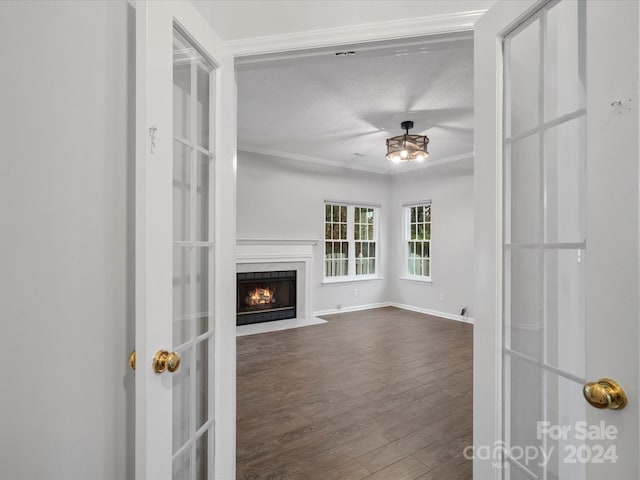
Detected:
left=322, top=276, right=384, bottom=285
left=398, top=276, right=433, bottom=284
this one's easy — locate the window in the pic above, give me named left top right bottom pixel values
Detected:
left=354, top=207, right=376, bottom=275
left=325, top=202, right=379, bottom=280
left=405, top=203, right=431, bottom=279
left=324, top=204, right=348, bottom=277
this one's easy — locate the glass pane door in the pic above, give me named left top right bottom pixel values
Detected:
left=172, top=27, right=215, bottom=480
left=503, top=1, right=587, bottom=478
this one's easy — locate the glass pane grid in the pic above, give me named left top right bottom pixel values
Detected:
left=173, top=246, right=213, bottom=338
left=407, top=205, right=431, bottom=277
left=506, top=134, right=540, bottom=245
left=325, top=203, right=349, bottom=277
left=172, top=351, right=191, bottom=455
left=544, top=116, right=586, bottom=244
left=354, top=207, right=376, bottom=275
left=324, top=204, right=378, bottom=279
left=506, top=17, right=541, bottom=137
left=544, top=0, right=586, bottom=122
left=173, top=142, right=192, bottom=242
left=544, top=248, right=586, bottom=377
left=355, top=241, right=376, bottom=275
left=173, top=26, right=215, bottom=480
left=503, top=3, right=586, bottom=479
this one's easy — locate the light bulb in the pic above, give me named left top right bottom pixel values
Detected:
left=392, top=155, right=401, bottom=163
left=400, top=150, right=408, bottom=159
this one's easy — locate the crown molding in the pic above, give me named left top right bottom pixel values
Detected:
left=238, top=145, right=473, bottom=177
left=226, top=10, right=487, bottom=57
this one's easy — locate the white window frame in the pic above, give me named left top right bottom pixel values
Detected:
left=323, top=201, right=381, bottom=283
left=402, top=201, right=432, bottom=282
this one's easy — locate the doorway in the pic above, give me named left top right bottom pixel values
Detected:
left=234, top=31, right=476, bottom=479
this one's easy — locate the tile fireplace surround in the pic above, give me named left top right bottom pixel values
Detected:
left=236, top=239, right=317, bottom=320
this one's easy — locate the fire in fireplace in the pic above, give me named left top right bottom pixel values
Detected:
left=237, top=270, right=296, bottom=325
left=247, top=287, right=275, bottom=307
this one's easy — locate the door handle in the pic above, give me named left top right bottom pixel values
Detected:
left=128, top=349, right=180, bottom=373
left=152, top=350, right=181, bottom=374
left=583, top=378, right=627, bottom=410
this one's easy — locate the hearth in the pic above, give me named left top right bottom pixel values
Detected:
left=236, top=270, right=296, bottom=325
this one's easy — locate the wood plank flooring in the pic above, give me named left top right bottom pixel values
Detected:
left=237, top=306, right=473, bottom=480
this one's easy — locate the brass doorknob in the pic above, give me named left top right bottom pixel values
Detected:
left=129, top=351, right=136, bottom=370
left=583, top=378, right=627, bottom=410
left=153, top=350, right=181, bottom=374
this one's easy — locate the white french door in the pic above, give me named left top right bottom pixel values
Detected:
left=475, top=0, right=639, bottom=479
left=135, top=1, right=236, bottom=479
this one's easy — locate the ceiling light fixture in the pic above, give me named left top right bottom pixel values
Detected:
left=385, top=120, right=429, bottom=163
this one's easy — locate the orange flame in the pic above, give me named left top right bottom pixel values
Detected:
left=248, top=287, right=275, bottom=306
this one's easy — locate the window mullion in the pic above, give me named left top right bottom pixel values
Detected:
left=404, top=207, right=409, bottom=276
left=373, top=207, right=378, bottom=275
left=348, top=205, right=355, bottom=277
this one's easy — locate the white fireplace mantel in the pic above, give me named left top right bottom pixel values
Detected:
left=236, top=239, right=317, bottom=319
left=236, top=238, right=319, bottom=247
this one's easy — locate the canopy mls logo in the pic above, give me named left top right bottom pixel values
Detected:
left=464, top=421, right=619, bottom=468
left=463, top=441, right=553, bottom=468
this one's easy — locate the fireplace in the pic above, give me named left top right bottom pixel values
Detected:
left=236, top=270, right=297, bottom=325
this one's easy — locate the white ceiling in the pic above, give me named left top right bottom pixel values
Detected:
left=237, top=33, right=474, bottom=175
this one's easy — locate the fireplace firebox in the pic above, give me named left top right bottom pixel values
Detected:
left=236, top=270, right=296, bottom=325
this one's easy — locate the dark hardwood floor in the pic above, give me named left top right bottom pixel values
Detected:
left=236, top=306, right=473, bottom=480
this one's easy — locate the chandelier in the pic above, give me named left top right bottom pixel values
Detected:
left=385, top=120, right=429, bottom=163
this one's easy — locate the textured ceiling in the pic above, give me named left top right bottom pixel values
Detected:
left=237, top=34, right=474, bottom=175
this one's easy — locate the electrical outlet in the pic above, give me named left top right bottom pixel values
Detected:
left=439, top=293, right=445, bottom=302
left=353, top=288, right=359, bottom=297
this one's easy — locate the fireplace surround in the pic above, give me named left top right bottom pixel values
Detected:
left=236, top=239, right=316, bottom=325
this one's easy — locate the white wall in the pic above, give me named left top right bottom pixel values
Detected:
left=0, top=1, right=134, bottom=478
left=389, top=167, right=474, bottom=318
left=193, top=0, right=496, bottom=41
left=237, top=151, right=391, bottom=313
left=237, top=152, right=475, bottom=318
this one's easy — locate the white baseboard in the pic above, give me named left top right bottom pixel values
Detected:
left=314, top=302, right=473, bottom=324
left=313, top=302, right=391, bottom=317
left=390, top=302, right=474, bottom=324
